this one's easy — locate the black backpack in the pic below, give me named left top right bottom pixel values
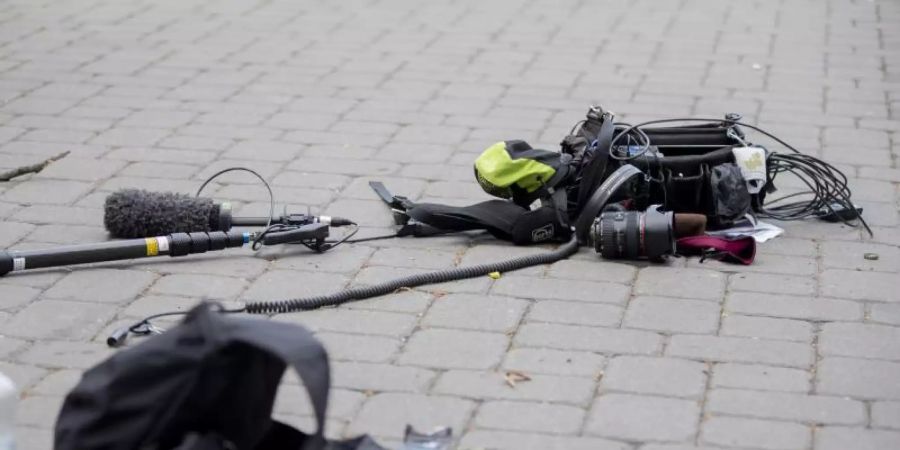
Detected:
left=54, top=303, right=383, bottom=450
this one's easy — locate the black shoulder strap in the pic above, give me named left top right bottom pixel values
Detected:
left=221, top=314, right=331, bottom=450
left=573, top=164, right=643, bottom=243
left=405, top=200, right=525, bottom=240
left=576, top=114, right=615, bottom=213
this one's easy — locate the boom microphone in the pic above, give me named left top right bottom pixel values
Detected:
left=104, top=189, right=229, bottom=239
left=104, top=189, right=352, bottom=238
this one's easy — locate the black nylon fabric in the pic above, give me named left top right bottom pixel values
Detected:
left=710, top=163, right=751, bottom=224
left=574, top=115, right=614, bottom=213
left=405, top=200, right=569, bottom=244
left=54, top=303, right=384, bottom=450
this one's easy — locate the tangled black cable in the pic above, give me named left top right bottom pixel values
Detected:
left=759, top=152, right=871, bottom=235
left=610, top=117, right=872, bottom=235
left=196, top=166, right=358, bottom=252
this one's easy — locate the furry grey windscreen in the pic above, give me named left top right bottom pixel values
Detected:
left=104, top=189, right=217, bottom=238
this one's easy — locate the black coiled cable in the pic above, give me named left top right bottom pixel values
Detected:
left=757, top=152, right=872, bottom=235
left=244, top=233, right=580, bottom=314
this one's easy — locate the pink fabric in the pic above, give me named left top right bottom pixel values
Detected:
left=676, top=235, right=756, bottom=265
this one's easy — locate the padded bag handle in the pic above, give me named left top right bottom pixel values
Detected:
left=222, top=308, right=331, bottom=450
left=575, top=114, right=615, bottom=212
left=55, top=303, right=332, bottom=450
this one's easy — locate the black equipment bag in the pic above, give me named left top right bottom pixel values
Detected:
left=371, top=106, right=762, bottom=246
left=562, top=108, right=756, bottom=228
left=54, top=303, right=384, bottom=450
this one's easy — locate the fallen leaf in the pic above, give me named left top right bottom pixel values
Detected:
left=504, top=370, right=532, bottom=388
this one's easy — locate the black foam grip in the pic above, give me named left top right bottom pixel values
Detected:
left=188, top=232, right=210, bottom=254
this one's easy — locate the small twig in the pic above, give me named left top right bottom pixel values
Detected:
left=0, top=150, right=70, bottom=181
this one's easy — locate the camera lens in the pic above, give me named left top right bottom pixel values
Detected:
left=589, top=205, right=676, bottom=261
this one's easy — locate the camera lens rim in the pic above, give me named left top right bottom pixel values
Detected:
left=591, top=204, right=676, bottom=261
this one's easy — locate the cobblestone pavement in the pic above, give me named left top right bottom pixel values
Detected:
left=1, top=0, right=899, bottom=448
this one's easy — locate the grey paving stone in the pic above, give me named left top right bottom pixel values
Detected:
left=817, top=357, right=900, bottom=400
left=42, top=269, right=156, bottom=304
left=700, top=416, right=810, bottom=450
left=667, top=335, right=813, bottom=368
left=26, top=223, right=108, bottom=244
left=315, top=332, right=400, bottom=363
left=821, top=240, right=900, bottom=273
left=10, top=205, right=103, bottom=226
left=491, top=276, right=631, bottom=305
left=502, top=348, right=606, bottom=378
left=814, top=427, right=900, bottom=450
left=728, top=272, right=816, bottom=296
left=516, top=322, right=663, bottom=355
left=345, top=393, right=475, bottom=441
left=432, top=370, right=595, bottom=405
left=397, top=328, right=508, bottom=370
left=120, top=295, right=204, bottom=319
left=821, top=269, right=899, bottom=302
left=0, top=270, right=63, bottom=289
left=601, top=356, right=707, bottom=398
left=640, top=445, right=727, bottom=450
left=819, top=322, right=900, bottom=360
left=0, top=180, right=93, bottom=205
left=16, top=427, right=53, bottom=450
left=133, top=252, right=270, bottom=278
left=634, top=267, right=726, bottom=301
left=20, top=129, right=94, bottom=144
left=527, top=300, right=623, bottom=327
left=720, top=315, right=813, bottom=342
left=16, top=395, right=65, bottom=427
left=726, top=292, right=862, bottom=321
left=118, top=110, right=196, bottom=128
left=393, top=125, right=469, bottom=144
left=422, top=294, right=528, bottom=332
left=459, top=430, right=629, bottom=450
left=0, top=362, right=46, bottom=391
left=624, top=296, right=721, bottom=334
left=871, top=401, right=900, bottom=430
left=271, top=244, right=373, bottom=274
left=545, top=258, right=637, bottom=284
left=0, top=337, right=27, bottom=359
left=274, top=308, right=417, bottom=338
left=474, top=400, right=586, bottom=434
left=223, top=140, right=303, bottom=161
left=15, top=340, right=115, bottom=369
left=344, top=291, right=433, bottom=315
left=0, top=284, right=41, bottom=310
left=1, top=300, right=114, bottom=340
left=369, top=247, right=458, bottom=269
left=91, top=127, right=170, bottom=146
left=711, top=363, right=810, bottom=393
left=375, top=142, right=453, bottom=164
left=707, top=388, right=865, bottom=425
left=353, top=265, right=491, bottom=295
left=150, top=273, right=248, bottom=300
left=30, top=369, right=83, bottom=396
left=0, top=221, right=34, bottom=248
left=585, top=393, right=700, bottom=442
left=331, top=362, right=436, bottom=393
left=119, top=161, right=200, bottom=179
left=243, top=270, right=348, bottom=300
left=273, top=385, right=363, bottom=419
left=459, top=245, right=553, bottom=276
